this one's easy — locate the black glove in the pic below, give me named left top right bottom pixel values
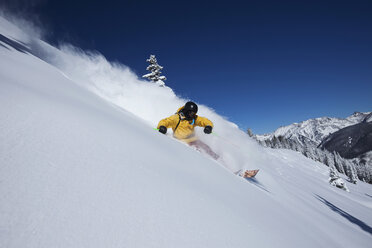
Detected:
left=204, top=126, right=212, bottom=134
left=159, top=126, right=167, bottom=134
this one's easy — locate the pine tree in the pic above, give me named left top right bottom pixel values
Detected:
left=329, top=161, right=349, bottom=191
left=247, top=128, right=253, bottom=137
left=289, top=139, right=296, bottom=151
left=329, top=162, right=339, bottom=182
left=142, top=55, right=167, bottom=86
left=345, top=159, right=358, bottom=184
left=313, top=148, right=322, bottom=162
left=319, top=150, right=327, bottom=166
left=326, top=152, right=336, bottom=169
left=295, top=140, right=304, bottom=153
left=333, top=151, right=345, bottom=174
left=352, top=159, right=360, bottom=180
left=277, top=136, right=284, bottom=148
left=303, top=143, right=315, bottom=159
left=283, top=138, right=291, bottom=149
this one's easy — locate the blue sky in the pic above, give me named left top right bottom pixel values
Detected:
left=3, top=0, right=372, bottom=133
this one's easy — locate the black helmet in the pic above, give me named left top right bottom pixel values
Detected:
left=184, top=101, right=198, bottom=113
left=182, top=101, right=198, bottom=119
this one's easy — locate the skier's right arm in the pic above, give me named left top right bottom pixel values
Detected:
left=157, top=114, right=179, bottom=130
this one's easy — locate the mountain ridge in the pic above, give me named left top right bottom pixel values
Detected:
left=256, top=111, right=371, bottom=146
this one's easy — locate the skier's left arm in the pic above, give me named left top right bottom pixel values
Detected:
left=195, top=116, right=213, bottom=134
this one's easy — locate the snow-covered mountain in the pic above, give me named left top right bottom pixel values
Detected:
left=1, top=15, right=372, bottom=248
left=256, top=112, right=372, bottom=147
left=320, top=122, right=372, bottom=159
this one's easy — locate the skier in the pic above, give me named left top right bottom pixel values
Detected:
left=157, top=101, right=219, bottom=160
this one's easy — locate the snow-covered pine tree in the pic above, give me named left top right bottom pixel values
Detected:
left=326, top=152, right=336, bottom=169
left=333, top=151, right=345, bottom=174
left=319, top=149, right=329, bottom=166
left=293, top=139, right=303, bottom=152
left=329, top=161, right=349, bottom=191
left=296, top=140, right=305, bottom=154
left=283, top=138, right=291, bottom=149
left=350, top=160, right=359, bottom=183
left=303, top=144, right=313, bottom=159
left=345, top=159, right=358, bottom=184
left=329, top=161, right=339, bottom=182
left=312, top=148, right=322, bottom=163
left=288, top=139, right=296, bottom=151
left=142, top=55, right=167, bottom=86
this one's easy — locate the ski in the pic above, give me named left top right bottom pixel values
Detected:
left=235, top=169, right=260, bottom=178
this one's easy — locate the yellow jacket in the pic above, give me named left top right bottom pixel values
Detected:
left=157, top=107, right=213, bottom=143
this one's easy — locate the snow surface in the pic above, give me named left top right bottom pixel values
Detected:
left=1, top=15, right=372, bottom=248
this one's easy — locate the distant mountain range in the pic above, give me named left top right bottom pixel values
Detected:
left=256, top=112, right=372, bottom=148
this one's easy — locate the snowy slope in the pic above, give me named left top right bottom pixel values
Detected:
left=256, top=112, right=371, bottom=146
left=1, top=15, right=372, bottom=248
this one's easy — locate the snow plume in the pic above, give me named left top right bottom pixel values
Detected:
left=0, top=12, right=263, bottom=171
left=35, top=41, right=263, bottom=171
left=0, top=6, right=44, bottom=42
left=49, top=44, right=183, bottom=126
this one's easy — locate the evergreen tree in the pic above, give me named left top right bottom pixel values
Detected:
left=352, top=159, right=360, bottom=180
left=333, top=151, right=345, bottom=174
left=247, top=128, right=253, bottom=137
left=346, top=159, right=358, bottom=184
left=329, top=162, right=339, bottom=182
left=296, top=140, right=304, bottom=154
left=313, top=148, right=322, bottom=163
left=278, top=136, right=285, bottom=148
left=329, top=161, right=349, bottom=191
left=303, top=143, right=315, bottom=159
left=284, top=138, right=291, bottom=149
left=329, top=165, right=349, bottom=191
left=326, top=152, right=336, bottom=169
left=142, top=55, right=167, bottom=86
left=319, top=150, right=328, bottom=166
left=289, top=139, right=297, bottom=151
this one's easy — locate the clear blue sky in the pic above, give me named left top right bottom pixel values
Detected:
left=2, top=0, right=372, bottom=134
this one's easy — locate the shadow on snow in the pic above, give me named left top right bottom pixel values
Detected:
left=245, top=177, right=271, bottom=194
left=0, top=34, right=32, bottom=54
left=365, top=193, right=372, bottom=199
left=315, top=194, right=372, bottom=236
